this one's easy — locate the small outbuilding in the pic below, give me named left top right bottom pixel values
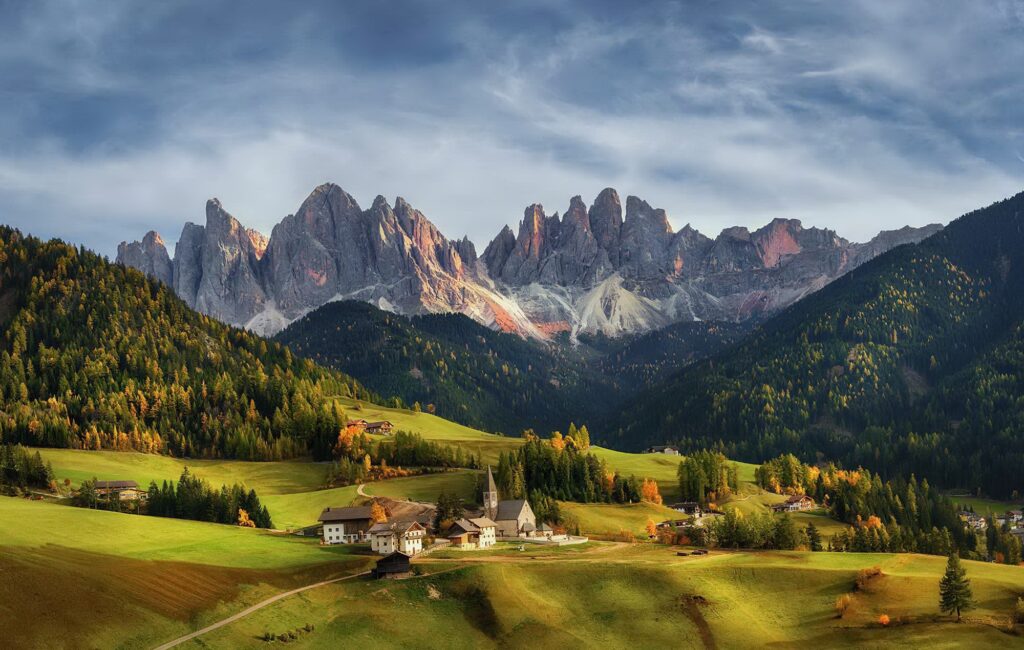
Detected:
left=372, top=551, right=412, bottom=579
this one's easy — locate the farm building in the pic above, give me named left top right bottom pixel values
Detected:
left=365, top=421, right=394, bottom=435
left=369, top=520, right=426, bottom=555
left=94, top=480, right=144, bottom=501
left=644, top=445, right=680, bottom=455
left=446, top=517, right=497, bottom=549
left=669, top=502, right=702, bottom=517
left=372, top=552, right=412, bottom=579
left=318, top=506, right=374, bottom=544
left=771, top=495, right=815, bottom=513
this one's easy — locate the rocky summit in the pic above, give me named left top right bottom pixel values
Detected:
left=117, top=184, right=941, bottom=339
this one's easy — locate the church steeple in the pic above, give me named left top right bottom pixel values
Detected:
left=483, top=465, right=499, bottom=516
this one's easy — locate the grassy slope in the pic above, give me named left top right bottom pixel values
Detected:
left=0, top=497, right=353, bottom=569
left=0, top=497, right=372, bottom=650
left=950, top=495, right=1024, bottom=517
left=38, top=448, right=325, bottom=495
left=185, top=549, right=1024, bottom=649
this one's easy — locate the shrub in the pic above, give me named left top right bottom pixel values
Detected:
left=1015, top=597, right=1024, bottom=624
left=854, top=566, right=883, bottom=591
left=878, top=614, right=890, bottom=626
left=835, top=594, right=852, bottom=618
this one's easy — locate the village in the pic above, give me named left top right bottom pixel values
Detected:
left=318, top=467, right=587, bottom=578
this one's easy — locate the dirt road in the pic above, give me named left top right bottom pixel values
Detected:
left=151, top=571, right=368, bottom=650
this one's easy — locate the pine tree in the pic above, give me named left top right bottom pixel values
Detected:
left=938, top=553, right=974, bottom=622
left=806, top=522, right=822, bottom=551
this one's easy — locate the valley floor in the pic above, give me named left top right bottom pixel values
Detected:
left=4, top=495, right=1022, bottom=649
left=4, top=407, right=1023, bottom=649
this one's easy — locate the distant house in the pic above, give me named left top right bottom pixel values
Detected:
left=369, top=520, right=426, bottom=556
left=1008, top=510, right=1023, bottom=523
left=318, top=506, right=374, bottom=544
left=346, top=419, right=368, bottom=430
left=372, top=551, right=412, bottom=579
left=94, top=480, right=144, bottom=501
left=365, top=421, right=394, bottom=435
left=447, top=517, right=498, bottom=549
left=959, top=511, right=987, bottom=530
left=644, top=446, right=680, bottom=455
left=669, top=502, right=702, bottom=517
left=771, top=494, right=815, bottom=513
left=657, top=519, right=690, bottom=530
left=536, top=522, right=554, bottom=539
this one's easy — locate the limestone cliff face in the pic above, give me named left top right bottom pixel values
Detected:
left=116, top=231, right=172, bottom=286
left=117, top=184, right=942, bottom=339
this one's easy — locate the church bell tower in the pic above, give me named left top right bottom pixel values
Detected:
left=483, top=466, right=499, bottom=517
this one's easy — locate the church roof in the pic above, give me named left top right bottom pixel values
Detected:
left=495, top=499, right=529, bottom=521
left=486, top=466, right=497, bottom=494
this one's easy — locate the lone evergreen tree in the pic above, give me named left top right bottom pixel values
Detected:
left=806, top=522, right=822, bottom=551
left=939, top=553, right=974, bottom=622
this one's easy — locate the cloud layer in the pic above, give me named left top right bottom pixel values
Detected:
left=1, top=0, right=1022, bottom=256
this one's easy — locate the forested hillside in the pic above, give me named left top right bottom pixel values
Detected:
left=0, top=227, right=371, bottom=460
left=276, top=301, right=742, bottom=435
left=276, top=301, right=605, bottom=434
left=608, top=191, right=1024, bottom=497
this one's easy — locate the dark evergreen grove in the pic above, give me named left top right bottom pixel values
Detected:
left=0, top=443, right=54, bottom=493
left=609, top=191, right=1024, bottom=498
left=0, top=227, right=372, bottom=461
left=494, top=437, right=645, bottom=505
left=145, top=468, right=273, bottom=528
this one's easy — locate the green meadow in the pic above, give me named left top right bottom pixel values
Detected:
left=4, top=400, right=1018, bottom=648
left=180, top=548, right=1024, bottom=649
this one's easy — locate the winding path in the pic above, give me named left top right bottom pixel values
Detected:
left=151, top=571, right=369, bottom=650
left=356, top=483, right=368, bottom=497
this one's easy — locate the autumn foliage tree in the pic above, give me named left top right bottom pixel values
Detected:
left=641, top=478, right=663, bottom=505
left=237, top=508, right=255, bottom=528
left=369, top=500, right=388, bottom=524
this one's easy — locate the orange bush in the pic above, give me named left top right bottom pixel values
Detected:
left=878, top=614, right=890, bottom=626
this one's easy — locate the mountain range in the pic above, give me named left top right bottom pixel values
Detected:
left=116, top=183, right=941, bottom=340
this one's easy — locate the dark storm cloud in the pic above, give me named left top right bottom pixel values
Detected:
left=0, top=0, right=1021, bottom=256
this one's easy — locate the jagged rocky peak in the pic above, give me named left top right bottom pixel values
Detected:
left=117, top=181, right=944, bottom=340
left=588, top=188, right=623, bottom=262
left=116, top=230, right=172, bottom=286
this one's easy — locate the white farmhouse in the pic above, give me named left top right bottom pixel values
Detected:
left=369, top=520, right=427, bottom=555
left=318, top=506, right=374, bottom=544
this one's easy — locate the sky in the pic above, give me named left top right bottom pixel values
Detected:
left=1, top=0, right=1023, bottom=258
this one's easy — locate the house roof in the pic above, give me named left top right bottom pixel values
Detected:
left=521, top=522, right=536, bottom=532
left=448, top=518, right=480, bottom=535
left=318, top=506, right=373, bottom=522
left=375, top=551, right=412, bottom=570
left=783, top=494, right=813, bottom=504
left=495, top=500, right=529, bottom=521
left=468, top=517, right=497, bottom=529
left=365, top=421, right=392, bottom=428
left=537, top=522, right=553, bottom=531
left=371, top=520, right=425, bottom=536
left=95, top=480, right=138, bottom=489
left=646, top=445, right=678, bottom=451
